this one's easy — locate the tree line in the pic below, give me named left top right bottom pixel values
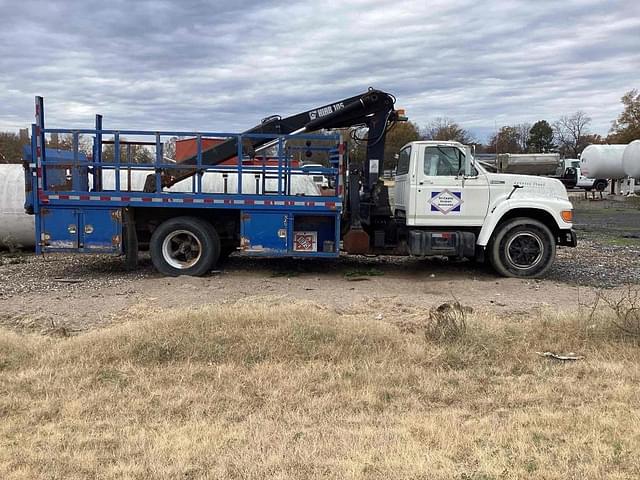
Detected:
left=353, top=88, right=640, bottom=169
left=1, top=89, right=638, bottom=167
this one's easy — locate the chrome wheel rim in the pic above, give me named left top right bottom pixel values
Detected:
left=506, top=231, right=544, bottom=269
left=161, top=230, right=203, bottom=270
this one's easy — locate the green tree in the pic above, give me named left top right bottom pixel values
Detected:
left=422, top=117, right=475, bottom=144
left=608, top=89, right=640, bottom=143
left=527, top=120, right=555, bottom=152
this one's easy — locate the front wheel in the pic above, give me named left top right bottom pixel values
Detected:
left=489, top=218, right=556, bottom=278
left=150, top=217, right=220, bottom=276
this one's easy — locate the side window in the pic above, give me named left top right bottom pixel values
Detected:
left=423, top=146, right=462, bottom=176
left=396, top=146, right=411, bottom=175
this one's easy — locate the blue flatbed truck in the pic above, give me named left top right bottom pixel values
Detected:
left=24, top=91, right=576, bottom=278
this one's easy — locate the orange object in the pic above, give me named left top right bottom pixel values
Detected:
left=175, top=138, right=224, bottom=163
left=561, top=210, right=573, bottom=222
left=174, top=137, right=300, bottom=167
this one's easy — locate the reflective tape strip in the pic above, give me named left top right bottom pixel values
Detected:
left=38, top=194, right=341, bottom=209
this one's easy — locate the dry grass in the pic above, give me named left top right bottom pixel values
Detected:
left=1, top=299, right=639, bottom=479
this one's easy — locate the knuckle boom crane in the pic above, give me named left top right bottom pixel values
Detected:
left=144, top=87, right=407, bottom=253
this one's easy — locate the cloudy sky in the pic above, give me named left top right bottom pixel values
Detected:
left=0, top=0, right=638, bottom=141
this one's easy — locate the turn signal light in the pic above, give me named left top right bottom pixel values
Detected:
left=561, top=210, right=573, bottom=222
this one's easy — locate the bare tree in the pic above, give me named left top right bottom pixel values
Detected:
left=422, top=117, right=475, bottom=144
left=339, top=121, right=421, bottom=170
left=487, top=126, right=523, bottom=154
left=0, top=132, right=26, bottom=163
left=553, top=111, right=591, bottom=157
left=515, top=123, right=531, bottom=152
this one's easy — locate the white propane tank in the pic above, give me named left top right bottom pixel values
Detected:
left=622, top=140, right=640, bottom=178
left=0, top=164, right=35, bottom=248
left=99, top=169, right=321, bottom=195
left=580, top=144, right=627, bottom=179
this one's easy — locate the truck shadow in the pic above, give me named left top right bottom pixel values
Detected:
left=221, top=254, right=497, bottom=281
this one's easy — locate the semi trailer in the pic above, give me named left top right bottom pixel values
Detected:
left=24, top=90, right=576, bottom=278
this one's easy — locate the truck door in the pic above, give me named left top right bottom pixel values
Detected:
left=412, top=145, right=489, bottom=227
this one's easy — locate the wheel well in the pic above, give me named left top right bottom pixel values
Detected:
left=494, top=208, right=560, bottom=237
left=130, top=207, right=240, bottom=248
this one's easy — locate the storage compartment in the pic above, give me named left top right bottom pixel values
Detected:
left=40, top=207, right=122, bottom=253
left=241, top=211, right=288, bottom=254
left=81, top=209, right=122, bottom=252
left=292, top=214, right=338, bottom=254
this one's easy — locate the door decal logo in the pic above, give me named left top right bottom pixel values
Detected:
left=429, top=189, right=463, bottom=214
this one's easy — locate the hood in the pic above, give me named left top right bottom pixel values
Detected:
left=486, top=173, right=569, bottom=201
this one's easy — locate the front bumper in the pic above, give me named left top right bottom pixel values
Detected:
left=558, top=229, right=577, bottom=247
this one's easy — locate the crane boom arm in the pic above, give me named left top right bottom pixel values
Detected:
left=144, top=88, right=401, bottom=191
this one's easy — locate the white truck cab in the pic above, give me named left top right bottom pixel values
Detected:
left=563, top=158, right=608, bottom=192
left=393, top=141, right=576, bottom=277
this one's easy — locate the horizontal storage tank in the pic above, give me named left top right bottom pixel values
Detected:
left=580, top=144, right=627, bottom=179
left=622, top=140, right=640, bottom=178
left=0, top=164, right=35, bottom=249
left=100, top=169, right=321, bottom=196
left=497, top=153, right=560, bottom=175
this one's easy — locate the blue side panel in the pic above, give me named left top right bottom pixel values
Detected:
left=40, top=207, right=122, bottom=253
left=241, top=211, right=288, bottom=255
left=80, top=209, right=122, bottom=253
left=41, top=208, right=78, bottom=251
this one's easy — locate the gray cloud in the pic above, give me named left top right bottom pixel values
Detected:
left=1, top=0, right=638, bottom=141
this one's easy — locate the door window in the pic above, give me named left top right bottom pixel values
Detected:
left=423, top=146, right=464, bottom=176
left=397, top=146, right=411, bottom=175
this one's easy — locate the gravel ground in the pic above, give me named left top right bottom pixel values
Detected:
left=0, top=252, right=154, bottom=297
left=1, top=196, right=639, bottom=298
left=552, top=195, right=640, bottom=286
left=0, top=194, right=638, bottom=335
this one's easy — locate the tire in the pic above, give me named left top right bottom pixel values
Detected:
left=489, top=218, right=556, bottom=278
left=150, top=216, right=220, bottom=276
left=593, top=179, right=608, bottom=192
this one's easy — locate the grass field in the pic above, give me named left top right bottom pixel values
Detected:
left=1, top=298, right=639, bottom=479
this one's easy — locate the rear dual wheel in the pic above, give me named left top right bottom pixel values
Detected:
left=489, top=218, right=555, bottom=278
left=150, top=217, right=220, bottom=276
